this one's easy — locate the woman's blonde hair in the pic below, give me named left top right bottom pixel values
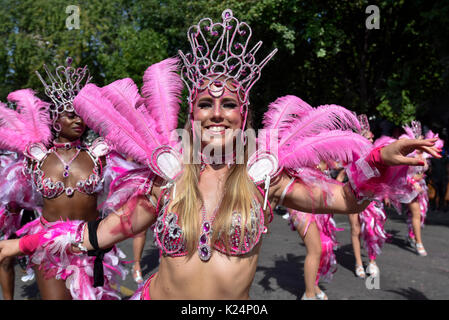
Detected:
left=169, top=111, right=260, bottom=256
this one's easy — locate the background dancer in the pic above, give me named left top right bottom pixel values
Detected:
left=399, top=122, right=444, bottom=256
left=0, top=59, right=128, bottom=299
left=337, top=116, right=393, bottom=279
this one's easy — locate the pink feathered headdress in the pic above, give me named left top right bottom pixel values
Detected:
left=0, top=89, right=52, bottom=153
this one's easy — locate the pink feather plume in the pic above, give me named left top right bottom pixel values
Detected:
left=7, top=90, right=52, bottom=146
left=101, top=78, right=163, bottom=147
left=278, top=104, right=362, bottom=147
left=73, top=84, right=154, bottom=164
left=0, top=102, right=25, bottom=131
left=279, top=130, right=372, bottom=168
left=425, top=130, right=444, bottom=149
left=400, top=125, right=415, bottom=140
left=141, top=57, right=183, bottom=145
left=262, top=95, right=313, bottom=132
left=0, top=89, right=51, bottom=153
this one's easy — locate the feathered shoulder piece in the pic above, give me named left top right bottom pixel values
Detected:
left=255, top=95, right=372, bottom=176
left=0, top=89, right=52, bottom=154
left=88, top=137, right=111, bottom=158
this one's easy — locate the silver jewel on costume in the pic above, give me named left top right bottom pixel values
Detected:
left=154, top=197, right=186, bottom=255
left=65, top=187, right=74, bottom=196
left=30, top=144, right=103, bottom=199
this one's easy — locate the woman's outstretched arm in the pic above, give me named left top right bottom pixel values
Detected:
left=270, top=138, right=441, bottom=215
left=0, top=194, right=158, bottom=262
left=81, top=194, right=158, bottom=251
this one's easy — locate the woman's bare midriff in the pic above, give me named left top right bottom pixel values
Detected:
left=42, top=193, right=99, bottom=222
left=150, top=242, right=262, bottom=299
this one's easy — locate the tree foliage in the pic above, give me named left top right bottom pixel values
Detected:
left=0, top=0, right=447, bottom=131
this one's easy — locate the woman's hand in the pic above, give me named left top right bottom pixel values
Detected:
left=0, top=239, right=22, bottom=263
left=380, top=138, right=441, bottom=166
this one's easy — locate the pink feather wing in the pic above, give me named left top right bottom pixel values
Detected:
left=141, top=57, right=183, bottom=145
left=6, top=89, right=52, bottom=146
left=279, top=130, right=372, bottom=168
left=73, top=84, right=152, bottom=164
left=279, top=104, right=361, bottom=147
left=101, top=78, right=163, bottom=148
left=262, top=95, right=313, bottom=131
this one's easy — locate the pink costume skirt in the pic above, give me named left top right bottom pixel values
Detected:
left=16, top=216, right=129, bottom=300
left=288, top=211, right=342, bottom=284
left=358, top=201, right=391, bottom=260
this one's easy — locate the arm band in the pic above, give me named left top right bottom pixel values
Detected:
left=19, top=233, right=42, bottom=255
left=87, top=219, right=112, bottom=288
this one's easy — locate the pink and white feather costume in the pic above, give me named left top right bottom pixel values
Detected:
left=398, top=126, right=444, bottom=239
left=355, top=136, right=397, bottom=261
left=0, top=151, right=29, bottom=241
left=0, top=88, right=130, bottom=300
left=7, top=56, right=186, bottom=301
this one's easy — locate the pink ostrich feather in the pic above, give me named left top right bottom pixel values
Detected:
left=7, top=89, right=52, bottom=146
left=0, top=102, right=25, bottom=131
left=101, top=78, right=163, bottom=148
left=278, top=104, right=361, bottom=148
left=0, top=103, right=27, bottom=152
left=279, top=130, right=372, bottom=168
left=425, top=130, right=444, bottom=149
left=141, top=57, right=183, bottom=145
left=262, top=95, right=313, bottom=132
left=0, top=89, right=51, bottom=152
left=73, top=84, right=153, bottom=164
left=0, top=127, right=28, bottom=152
left=400, top=125, right=415, bottom=140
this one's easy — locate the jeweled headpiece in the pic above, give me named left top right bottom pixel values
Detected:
left=178, top=9, right=277, bottom=129
left=35, top=57, right=91, bottom=130
left=357, top=114, right=370, bottom=133
left=410, top=120, right=422, bottom=138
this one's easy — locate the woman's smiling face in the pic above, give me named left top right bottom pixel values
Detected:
left=192, top=83, right=243, bottom=152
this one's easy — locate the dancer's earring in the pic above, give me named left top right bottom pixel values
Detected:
left=53, top=122, right=62, bottom=138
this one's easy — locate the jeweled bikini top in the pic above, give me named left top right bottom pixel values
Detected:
left=152, top=186, right=273, bottom=259
left=24, top=138, right=110, bottom=198
left=144, top=146, right=281, bottom=259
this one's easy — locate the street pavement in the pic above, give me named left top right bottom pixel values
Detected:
left=2, top=207, right=449, bottom=300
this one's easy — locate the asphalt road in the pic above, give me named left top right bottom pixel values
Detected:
left=2, top=207, right=449, bottom=300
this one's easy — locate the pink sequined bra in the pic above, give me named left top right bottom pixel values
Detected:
left=25, top=139, right=110, bottom=199
left=153, top=190, right=272, bottom=258
left=30, top=147, right=103, bottom=198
